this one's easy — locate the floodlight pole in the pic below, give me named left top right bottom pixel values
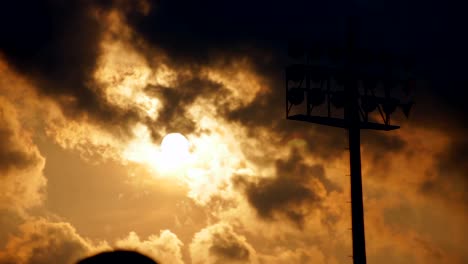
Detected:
left=286, top=16, right=409, bottom=264
left=344, top=18, right=367, bottom=264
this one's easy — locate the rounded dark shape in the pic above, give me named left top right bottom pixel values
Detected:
left=77, top=250, right=158, bottom=264
left=382, top=98, right=399, bottom=115
left=362, top=77, right=378, bottom=90
left=361, top=96, right=378, bottom=113
left=330, top=90, right=346, bottom=108
left=288, top=88, right=304, bottom=105
left=308, top=88, right=326, bottom=106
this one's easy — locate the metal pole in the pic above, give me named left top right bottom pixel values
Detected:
left=345, top=16, right=367, bottom=264
left=348, top=124, right=367, bottom=264
left=345, top=72, right=367, bottom=264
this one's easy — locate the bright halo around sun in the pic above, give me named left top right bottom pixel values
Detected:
left=159, top=133, right=191, bottom=172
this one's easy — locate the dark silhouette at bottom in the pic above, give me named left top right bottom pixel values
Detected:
left=76, top=250, right=159, bottom=264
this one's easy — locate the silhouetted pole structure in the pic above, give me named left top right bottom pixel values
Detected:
left=285, top=18, right=412, bottom=264
left=344, top=18, right=367, bottom=264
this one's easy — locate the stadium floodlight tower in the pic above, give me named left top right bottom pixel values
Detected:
left=285, top=20, right=413, bottom=264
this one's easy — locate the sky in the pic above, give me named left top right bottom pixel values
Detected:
left=0, top=0, right=467, bottom=263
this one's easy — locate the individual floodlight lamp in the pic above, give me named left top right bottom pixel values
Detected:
left=331, top=90, right=346, bottom=108
left=362, top=77, right=378, bottom=91
left=360, top=95, right=378, bottom=113
left=381, top=97, right=399, bottom=115
left=287, top=88, right=305, bottom=105
left=308, top=88, right=326, bottom=106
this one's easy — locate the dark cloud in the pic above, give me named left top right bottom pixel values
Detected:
left=209, top=233, right=250, bottom=263
left=226, top=77, right=348, bottom=162
left=145, top=76, right=230, bottom=141
left=362, top=131, right=406, bottom=154
left=0, top=96, right=41, bottom=173
left=190, top=223, right=254, bottom=264
left=235, top=150, right=337, bottom=226
left=437, top=139, right=468, bottom=186
left=125, top=0, right=467, bottom=84
left=0, top=1, right=97, bottom=103
left=421, top=137, right=468, bottom=204
left=124, top=0, right=351, bottom=153
left=0, top=98, right=46, bottom=211
left=0, top=210, right=23, bottom=249
left=361, top=130, right=407, bottom=171
left=1, top=0, right=466, bottom=128
left=126, top=0, right=350, bottom=64
left=2, top=0, right=465, bottom=153
left=0, top=0, right=142, bottom=128
left=126, top=0, right=467, bottom=152
left=0, top=129, right=39, bottom=174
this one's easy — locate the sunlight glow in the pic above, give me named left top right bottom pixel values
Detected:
left=160, top=133, right=190, bottom=170
left=123, top=124, right=159, bottom=169
left=122, top=125, right=193, bottom=177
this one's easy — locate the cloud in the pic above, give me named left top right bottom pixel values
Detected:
left=234, top=149, right=335, bottom=227
left=0, top=217, right=187, bottom=264
left=115, top=230, right=184, bottom=264
left=424, top=136, right=468, bottom=204
left=0, top=216, right=187, bottom=264
left=361, top=130, right=407, bottom=155
left=190, top=222, right=257, bottom=264
left=355, top=125, right=468, bottom=263
left=0, top=97, right=46, bottom=212
left=0, top=1, right=102, bottom=116
left=0, top=1, right=154, bottom=131
left=0, top=218, right=106, bottom=264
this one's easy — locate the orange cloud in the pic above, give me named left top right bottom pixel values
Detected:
left=0, top=95, right=46, bottom=213
left=190, top=222, right=257, bottom=264
left=115, top=230, right=184, bottom=264
left=0, top=218, right=107, bottom=264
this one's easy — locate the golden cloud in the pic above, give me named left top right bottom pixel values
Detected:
left=115, top=230, right=184, bottom=264
left=190, top=222, right=257, bottom=264
left=0, top=62, right=46, bottom=212
left=0, top=218, right=108, bottom=264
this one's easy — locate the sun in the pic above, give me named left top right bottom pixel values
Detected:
left=159, top=133, right=190, bottom=171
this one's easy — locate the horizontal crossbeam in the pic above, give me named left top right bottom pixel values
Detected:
left=287, top=114, right=400, bottom=130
